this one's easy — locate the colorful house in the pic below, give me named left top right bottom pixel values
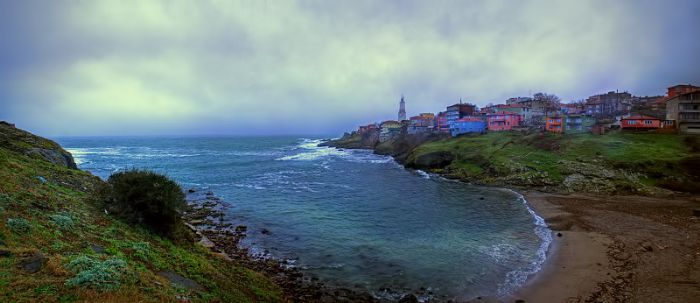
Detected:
left=450, top=117, right=486, bottom=137
left=379, top=120, right=402, bottom=142
left=487, top=112, right=522, bottom=131
left=564, top=115, right=595, bottom=133
left=666, top=89, right=700, bottom=134
left=545, top=116, right=564, bottom=133
left=445, top=103, right=476, bottom=126
left=620, top=115, right=661, bottom=130
left=436, top=111, right=450, bottom=133
left=408, top=113, right=435, bottom=134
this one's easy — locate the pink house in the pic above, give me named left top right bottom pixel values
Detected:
left=487, top=112, right=522, bottom=131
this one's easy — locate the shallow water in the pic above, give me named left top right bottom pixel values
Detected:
left=57, top=136, right=550, bottom=301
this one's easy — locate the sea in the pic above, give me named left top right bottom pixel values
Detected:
left=55, top=136, right=551, bottom=302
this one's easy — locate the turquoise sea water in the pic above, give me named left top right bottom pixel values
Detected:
left=56, top=136, right=550, bottom=301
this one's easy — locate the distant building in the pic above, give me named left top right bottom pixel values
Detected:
left=560, top=103, right=585, bottom=115
left=620, top=115, right=661, bottom=130
left=496, top=104, right=532, bottom=121
left=666, top=90, right=700, bottom=134
left=545, top=116, right=564, bottom=133
left=379, top=120, right=402, bottom=142
left=408, top=113, right=435, bottom=134
left=398, top=95, right=407, bottom=121
left=357, top=123, right=379, bottom=135
left=667, top=84, right=700, bottom=98
left=487, top=112, right=522, bottom=131
left=445, top=103, right=476, bottom=126
left=564, top=115, right=595, bottom=133
left=450, top=117, right=486, bottom=137
left=506, top=97, right=533, bottom=105
left=585, top=91, right=632, bottom=116
left=435, top=111, right=450, bottom=133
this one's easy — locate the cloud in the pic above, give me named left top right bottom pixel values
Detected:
left=1, top=0, right=699, bottom=136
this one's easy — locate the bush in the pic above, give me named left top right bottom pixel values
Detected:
left=103, top=170, right=186, bottom=236
left=50, top=214, right=74, bottom=230
left=65, top=256, right=130, bottom=291
left=7, top=218, right=31, bottom=234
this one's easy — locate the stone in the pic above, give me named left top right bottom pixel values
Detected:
left=21, top=251, right=47, bottom=273
left=90, top=243, right=106, bottom=254
left=557, top=232, right=563, bottom=237
left=640, top=241, right=654, bottom=252
left=157, top=271, right=204, bottom=291
left=261, top=228, right=272, bottom=235
left=187, top=188, right=196, bottom=193
left=235, top=225, right=247, bottom=232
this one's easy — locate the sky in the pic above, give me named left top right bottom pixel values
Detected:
left=1, top=0, right=699, bottom=136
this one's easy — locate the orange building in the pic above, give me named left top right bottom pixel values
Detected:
left=545, top=116, right=564, bottom=133
left=667, top=84, right=699, bottom=98
left=620, top=115, right=661, bottom=130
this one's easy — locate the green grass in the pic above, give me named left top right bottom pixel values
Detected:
left=408, top=131, right=697, bottom=192
left=0, top=137, right=283, bottom=302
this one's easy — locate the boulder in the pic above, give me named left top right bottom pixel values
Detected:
left=21, top=251, right=47, bottom=273
left=26, top=148, right=77, bottom=169
left=157, top=271, right=204, bottom=291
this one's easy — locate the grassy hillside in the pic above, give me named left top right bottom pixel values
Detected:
left=0, top=124, right=282, bottom=302
left=405, top=131, right=699, bottom=194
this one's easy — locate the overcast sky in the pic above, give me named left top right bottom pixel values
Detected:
left=1, top=0, right=699, bottom=136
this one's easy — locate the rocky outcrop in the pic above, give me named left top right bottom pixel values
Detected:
left=0, top=122, right=77, bottom=169
left=405, top=151, right=454, bottom=169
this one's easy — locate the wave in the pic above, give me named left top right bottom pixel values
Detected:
left=277, top=138, right=394, bottom=165
left=496, top=189, right=553, bottom=297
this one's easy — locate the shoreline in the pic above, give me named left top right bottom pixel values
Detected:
left=325, top=142, right=700, bottom=302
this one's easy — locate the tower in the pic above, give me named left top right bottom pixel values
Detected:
left=398, top=95, right=406, bottom=121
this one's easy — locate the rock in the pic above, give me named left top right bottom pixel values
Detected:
left=187, top=188, right=196, bottom=193
left=90, top=243, right=106, bottom=254
left=410, top=151, right=454, bottom=169
left=0, top=250, right=11, bottom=257
left=21, top=251, right=47, bottom=273
left=693, top=209, right=700, bottom=217
left=157, top=271, right=204, bottom=291
left=36, top=176, right=47, bottom=184
left=25, top=148, right=77, bottom=169
left=398, top=294, right=418, bottom=303
left=640, top=241, right=654, bottom=252
left=235, top=225, right=247, bottom=232
left=198, top=236, right=216, bottom=248
left=261, top=228, right=272, bottom=235
left=557, top=232, right=563, bottom=237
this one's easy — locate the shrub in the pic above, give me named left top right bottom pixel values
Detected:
left=65, top=256, right=130, bottom=291
left=103, top=170, right=186, bottom=236
left=7, top=218, right=31, bottom=234
left=50, top=214, right=74, bottom=230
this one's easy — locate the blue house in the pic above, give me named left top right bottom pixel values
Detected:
left=450, top=117, right=486, bottom=137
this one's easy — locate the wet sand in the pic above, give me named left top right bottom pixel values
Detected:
left=512, top=191, right=700, bottom=303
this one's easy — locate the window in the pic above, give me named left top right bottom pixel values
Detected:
left=644, top=120, right=653, bottom=125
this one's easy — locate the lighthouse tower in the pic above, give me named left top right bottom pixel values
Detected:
left=398, top=95, right=406, bottom=121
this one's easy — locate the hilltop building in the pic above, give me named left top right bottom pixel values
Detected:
left=436, top=112, right=449, bottom=133
left=487, top=112, right=522, bottom=131
left=585, top=91, right=632, bottom=116
left=379, top=120, right=402, bottom=142
left=445, top=102, right=476, bottom=126
left=620, top=115, right=661, bottom=130
left=407, top=113, right=435, bottom=134
left=564, top=115, right=595, bottom=133
left=545, top=116, right=564, bottom=133
left=450, top=117, right=486, bottom=137
left=666, top=90, right=700, bottom=134
left=667, top=84, right=700, bottom=98
left=398, top=95, right=407, bottom=121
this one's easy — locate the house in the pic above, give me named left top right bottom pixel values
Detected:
left=620, top=115, right=661, bottom=130
left=666, top=90, right=700, bottom=134
left=496, top=104, right=532, bottom=121
left=379, top=120, right=402, bottom=142
left=667, top=84, right=699, bottom=98
left=450, top=117, right=486, bottom=137
left=545, top=116, right=564, bottom=133
left=357, top=123, right=379, bottom=135
left=407, top=113, right=435, bottom=134
left=435, top=111, right=450, bottom=133
left=560, top=103, right=585, bottom=115
left=585, top=91, right=632, bottom=116
left=564, top=115, right=595, bottom=133
left=445, top=103, right=476, bottom=126
left=487, top=112, right=522, bottom=131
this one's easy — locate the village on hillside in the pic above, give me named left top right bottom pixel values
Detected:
left=351, top=84, right=700, bottom=143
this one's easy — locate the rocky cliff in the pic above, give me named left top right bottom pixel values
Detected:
left=0, top=121, right=77, bottom=169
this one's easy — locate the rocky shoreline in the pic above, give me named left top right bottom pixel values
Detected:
left=182, top=188, right=435, bottom=303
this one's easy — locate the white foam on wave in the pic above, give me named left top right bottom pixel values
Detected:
left=276, top=138, right=395, bottom=165
left=415, top=170, right=431, bottom=179
left=495, top=189, right=553, bottom=297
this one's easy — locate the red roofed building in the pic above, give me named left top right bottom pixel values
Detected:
left=620, top=115, right=661, bottom=130
left=487, top=112, right=522, bottom=131
left=667, top=84, right=700, bottom=98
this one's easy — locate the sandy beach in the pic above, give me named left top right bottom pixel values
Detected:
left=510, top=191, right=700, bottom=303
